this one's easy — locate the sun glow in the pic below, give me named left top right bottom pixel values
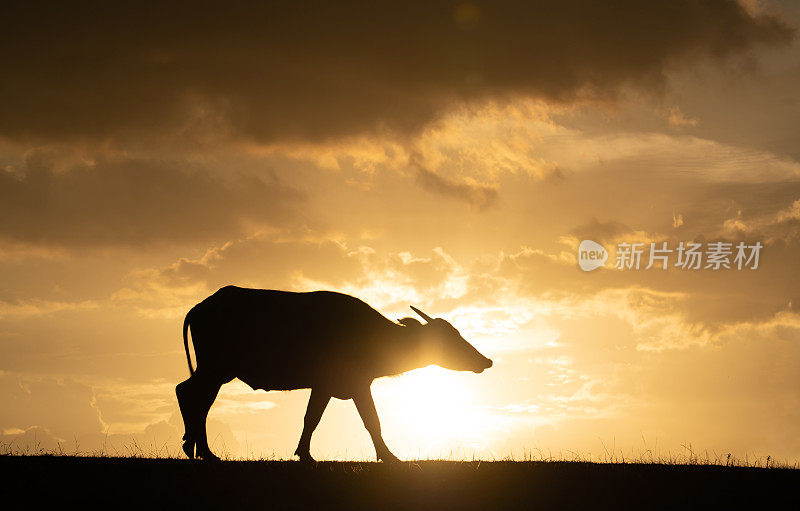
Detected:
left=372, top=366, right=509, bottom=458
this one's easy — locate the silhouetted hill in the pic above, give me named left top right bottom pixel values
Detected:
left=3, top=456, right=798, bottom=510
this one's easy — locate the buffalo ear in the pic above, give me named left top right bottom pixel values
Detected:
left=398, top=317, right=423, bottom=328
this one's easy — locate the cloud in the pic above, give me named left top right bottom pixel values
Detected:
left=0, top=1, right=792, bottom=144
left=776, top=198, right=800, bottom=223
left=666, top=106, right=699, bottom=128
left=0, top=150, right=304, bottom=246
left=108, top=231, right=365, bottom=316
left=0, top=299, right=98, bottom=319
left=0, top=374, right=103, bottom=440
left=112, top=211, right=800, bottom=342
left=569, top=218, right=636, bottom=245
left=112, top=236, right=471, bottom=318
left=414, top=164, right=498, bottom=210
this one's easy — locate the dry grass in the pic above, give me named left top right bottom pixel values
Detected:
left=2, top=439, right=796, bottom=469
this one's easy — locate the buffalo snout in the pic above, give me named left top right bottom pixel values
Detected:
left=474, top=357, right=493, bottom=373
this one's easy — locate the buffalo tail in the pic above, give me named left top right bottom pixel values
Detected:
left=183, top=308, right=195, bottom=375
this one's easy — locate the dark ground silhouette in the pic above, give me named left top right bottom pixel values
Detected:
left=3, top=456, right=798, bottom=510
left=177, top=286, right=492, bottom=462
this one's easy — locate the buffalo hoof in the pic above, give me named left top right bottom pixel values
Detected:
left=295, top=450, right=316, bottom=464
left=182, top=441, right=195, bottom=459
left=196, top=449, right=221, bottom=462
left=379, top=452, right=400, bottom=463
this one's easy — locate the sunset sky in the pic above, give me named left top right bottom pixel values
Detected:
left=2, top=0, right=800, bottom=462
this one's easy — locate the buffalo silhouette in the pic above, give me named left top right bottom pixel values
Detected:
left=176, top=286, right=493, bottom=462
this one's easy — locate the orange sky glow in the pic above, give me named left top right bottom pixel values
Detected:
left=2, top=0, right=800, bottom=463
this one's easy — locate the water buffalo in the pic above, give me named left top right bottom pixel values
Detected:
left=176, top=285, right=493, bottom=462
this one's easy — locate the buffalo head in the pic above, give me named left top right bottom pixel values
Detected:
left=399, top=306, right=493, bottom=374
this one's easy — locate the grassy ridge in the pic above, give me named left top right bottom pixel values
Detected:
left=3, top=456, right=799, bottom=510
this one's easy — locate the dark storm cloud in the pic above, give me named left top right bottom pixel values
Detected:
left=0, top=0, right=792, bottom=143
left=0, top=151, right=304, bottom=245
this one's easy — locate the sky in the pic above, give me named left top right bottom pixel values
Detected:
left=2, top=0, right=800, bottom=462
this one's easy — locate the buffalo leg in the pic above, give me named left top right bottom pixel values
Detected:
left=175, top=378, right=196, bottom=458
left=176, top=370, right=224, bottom=461
left=294, top=388, right=331, bottom=462
left=353, top=387, right=400, bottom=463
left=194, top=376, right=223, bottom=460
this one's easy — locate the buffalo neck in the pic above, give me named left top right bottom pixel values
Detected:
left=372, top=324, right=427, bottom=378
